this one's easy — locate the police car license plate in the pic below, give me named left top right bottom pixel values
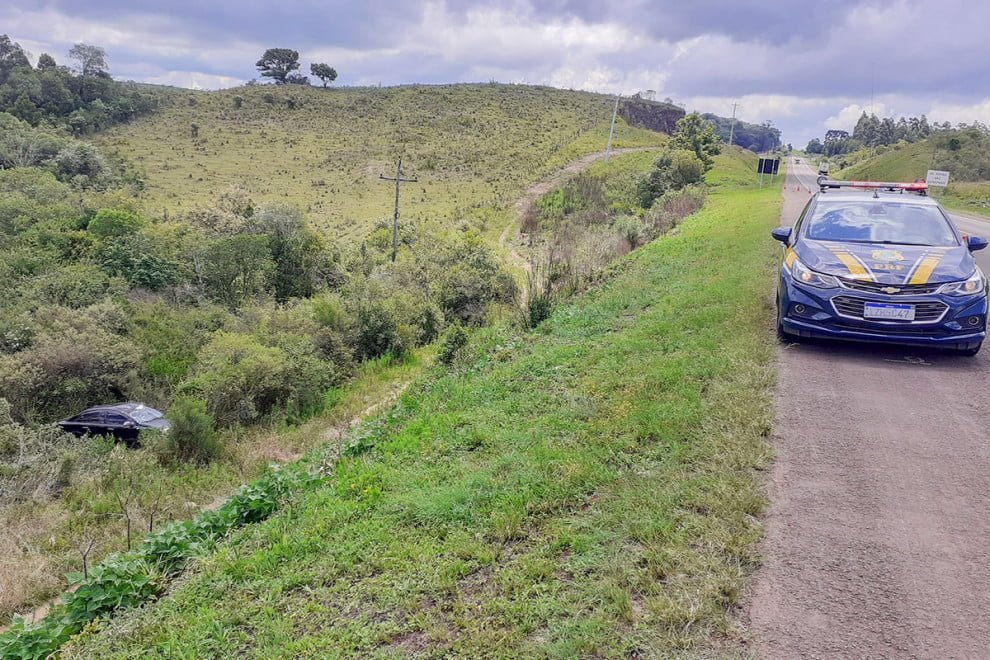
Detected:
left=863, top=302, right=915, bottom=321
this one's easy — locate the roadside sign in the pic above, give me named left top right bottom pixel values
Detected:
left=758, top=157, right=778, bottom=175
left=926, top=170, right=950, bottom=187
left=772, top=159, right=780, bottom=175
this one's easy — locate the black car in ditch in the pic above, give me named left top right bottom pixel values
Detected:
left=58, top=403, right=170, bottom=443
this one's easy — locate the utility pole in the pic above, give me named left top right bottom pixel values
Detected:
left=379, top=157, right=418, bottom=263
left=605, top=94, right=620, bottom=162
left=728, top=102, right=738, bottom=147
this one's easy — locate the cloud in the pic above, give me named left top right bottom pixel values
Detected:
left=2, top=0, right=989, bottom=146
left=824, top=103, right=891, bottom=132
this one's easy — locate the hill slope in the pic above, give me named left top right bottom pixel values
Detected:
left=838, top=136, right=990, bottom=216
left=64, top=154, right=782, bottom=657
left=838, top=140, right=934, bottom=181
left=98, top=84, right=670, bottom=243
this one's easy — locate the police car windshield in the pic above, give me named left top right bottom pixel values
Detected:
left=806, top=200, right=958, bottom=247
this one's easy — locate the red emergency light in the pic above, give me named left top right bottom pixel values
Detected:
left=818, top=178, right=928, bottom=195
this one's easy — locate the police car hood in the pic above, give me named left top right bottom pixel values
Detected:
left=796, top=240, right=975, bottom=285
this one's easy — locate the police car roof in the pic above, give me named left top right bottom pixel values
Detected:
left=814, top=190, right=940, bottom=206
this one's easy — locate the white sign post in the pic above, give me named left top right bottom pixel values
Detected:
left=926, top=170, right=950, bottom=187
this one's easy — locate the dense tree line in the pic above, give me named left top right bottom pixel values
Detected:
left=0, top=35, right=157, bottom=134
left=806, top=112, right=935, bottom=156
left=702, top=113, right=781, bottom=152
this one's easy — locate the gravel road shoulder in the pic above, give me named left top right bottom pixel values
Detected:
left=743, top=159, right=990, bottom=659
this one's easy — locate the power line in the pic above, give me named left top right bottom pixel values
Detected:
left=379, top=157, right=418, bottom=263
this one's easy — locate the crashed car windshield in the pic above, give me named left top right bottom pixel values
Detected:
left=128, top=406, right=164, bottom=423
left=806, top=200, right=959, bottom=247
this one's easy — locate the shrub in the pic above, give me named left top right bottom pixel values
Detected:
left=199, top=234, right=273, bottom=306
left=53, top=142, right=106, bottom=182
left=637, top=149, right=705, bottom=209
left=645, top=187, right=706, bottom=236
left=0, top=398, right=84, bottom=502
left=162, top=397, right=220, bottom=464
left=248, top=204, right=336, bottom=301
left=0, top=310, right=140, bottom=423
left=614, top=215, right=644, bottom=249
left=180, top=332, right=332, bottom=427
left=437, top=323, right=468, bottom=365
left=180, top=332, right=287, bottom=426
left=27, top=263, right=126, bottom=308
left=98, top=233, right=180, bottom=290
left=88, top=208, right=145, bottom=238
left=350, top=300, right=404, bottom=360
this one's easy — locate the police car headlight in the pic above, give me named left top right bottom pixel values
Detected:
left=941, top=270, right=985, bottom=296
left=790, top=258, right=839, bottom=289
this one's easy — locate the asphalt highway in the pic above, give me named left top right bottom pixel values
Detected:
left=745, top=157, right=990, bottom=658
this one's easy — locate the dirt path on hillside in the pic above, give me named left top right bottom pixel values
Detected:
left=743, top=157, right=990, bottom=658
left=498, top=147, right=660, bottom=273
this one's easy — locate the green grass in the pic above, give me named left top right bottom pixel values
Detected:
left=98, top=84, right=669, bottom=244
left=939, top=181, right=990, bottom=218
left=838, top=140, right=934, bottom=182
left=65, top=154, right=780, bottom=657
left=705, top=145, right=762, bottom=187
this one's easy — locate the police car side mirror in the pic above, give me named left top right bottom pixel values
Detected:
left=771, top=227, right=792, bottom=243
left=967, top=235, right=988, bottom=252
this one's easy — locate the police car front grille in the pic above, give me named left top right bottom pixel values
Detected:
left=831, top=295, right=948, bottom=323
left=838, top=279, right=941, bottom=295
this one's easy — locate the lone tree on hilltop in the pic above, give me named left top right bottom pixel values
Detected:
left=310, top=62, right=337, bottom=88
left=672, top=112, right=721, bottom=171
left=69, top=43, right=109, bottom=77
left=256, top=48, right=300, bottom=84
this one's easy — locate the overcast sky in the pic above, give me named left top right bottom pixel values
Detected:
left=4, top=0, right=990, bottom=146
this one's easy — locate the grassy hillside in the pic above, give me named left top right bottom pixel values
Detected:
left=63, top=153, right=782, bottom=658
left=838, top=140, right=933, bottom=181
left=98, top=84, right=669, bottom=243
left=838, top=136, right=990, bottom=217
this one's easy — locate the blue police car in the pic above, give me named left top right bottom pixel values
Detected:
left=773, top=179, right=988, bottom=355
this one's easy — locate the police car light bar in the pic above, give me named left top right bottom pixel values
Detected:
left=817, top=177, right=928, bottom=195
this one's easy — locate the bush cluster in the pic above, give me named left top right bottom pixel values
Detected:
left=0, top=159, right=515, bottom=448
left=523, top=154, right=707, bottom=327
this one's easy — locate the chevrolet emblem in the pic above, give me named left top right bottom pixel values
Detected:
left=880, top=286, right=901, bottom=294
